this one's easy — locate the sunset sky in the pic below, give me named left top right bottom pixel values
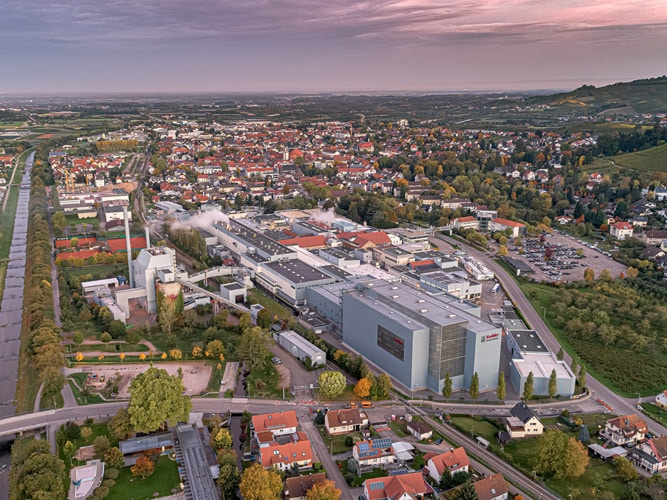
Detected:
left=2, top=0, right=666, bottom=93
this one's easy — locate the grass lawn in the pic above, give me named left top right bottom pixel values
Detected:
left=246, top=362, right=282, bottom=398
left=449, top=415, right=500, bottom=443
left=338, top=460, right=386, bottom=487
left=59, top=423, right=118, bottom=469
left=247, top=289, right=293, bottom=321
left=641, top=403, right=667, bottom=427
left=317, top=426, right=364, bottom=454
left=206, top=360, right=225, bottom=393
left=39, top=391, right=64, bottom=411
left=77, top=343, right=150, bottom=353
left=107, top=455, right=181, bottom=500
left=62, top=262, right=129, bottom=280
left=67, top=373, right=107, bottom=405
left=317, top=385, right=359, bottom=403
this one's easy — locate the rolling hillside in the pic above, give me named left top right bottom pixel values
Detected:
left=529, top=76, right=667, bottom=115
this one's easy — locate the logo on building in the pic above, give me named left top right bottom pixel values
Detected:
left=482, top=333, right=499, bottom=343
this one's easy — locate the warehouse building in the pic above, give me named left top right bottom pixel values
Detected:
left=273, top=330, right=326, bottom=368
left=308, top=279, right=500, bottom=394
left=504, top=328, right=576, bottom=397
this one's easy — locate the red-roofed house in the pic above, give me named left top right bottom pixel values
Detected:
left=631, top=436, right=667, bottom=474
left=363, top=472, right=433, bottom=500
left=610, top=222, right=634, bottom=240
left=488, top=218, right=526, bottom=238
left=279, top=235, right=328, bottom=250
left=252, top=411, right=298, bottom=441
left=353, top=438, right=396, bottom=472
left=259, top=434, right=313, bottom=472
left=453, top=216, right=479, bottom=231
left=425, top=447, right=470, bottom=483
left=473, top=473, right=510, bottom=500
left=601, top=414, right=648, bottom=446
left=338, top=231, right=391, bottom=250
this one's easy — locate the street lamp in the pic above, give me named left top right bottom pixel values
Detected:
left=470, top=429, right=474, bottom=440
left=636, top=392, right=641, bottom=406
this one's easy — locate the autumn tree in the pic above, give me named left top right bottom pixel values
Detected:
left=442, top=372, right=452, bottom=398
left=497, top=372, right=506, bottom=401
left=131, top=455, right=155, bottom=479
left=212, top=428, right=233, bottom=450
left=612, top=456, right=638, bottom=482
left=206, top=339, right=225, bottom=359
left=239, top=463, right=283, bottom=500
left=469, top=372, right=479, bottom=400
left=354, top=377, right=372, bottom=399
left=128, top=366, right=192, bottom=433
left=318, top=371, right=346, bottom=400
left=306, top=479, right=341, bottom=500
left=583, top=268, right=595, bottom=282
left=533, top=430, right=589, bottom=479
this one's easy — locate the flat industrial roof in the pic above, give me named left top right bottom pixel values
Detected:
left=176, top=425, right=221, bottom=500
left=509, top=330, right=547, bottom=353
left=232, top=220, right=295, bottom=256
left=276, top=330, right=326, bottom=358
left=265, top=259, right=333, bottom=284
left=513, top=353, right=575, bottom=379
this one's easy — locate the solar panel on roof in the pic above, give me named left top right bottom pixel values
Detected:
left=358, top=442, right=370, bottom=452
left=388, top=467, right=412, bottom=476
left=372, top=437, right=392, bottom=449
left=369, top=482, right=385, bottom=490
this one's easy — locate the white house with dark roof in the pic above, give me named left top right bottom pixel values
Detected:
left=505, top=402, right=543, bottom=438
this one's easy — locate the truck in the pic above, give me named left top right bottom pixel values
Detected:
left=491, top=283, right=501, bottom=294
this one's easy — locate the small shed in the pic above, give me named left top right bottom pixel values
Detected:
left=406, top=420, right=433, bottom=441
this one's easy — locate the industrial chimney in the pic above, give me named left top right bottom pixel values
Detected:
left=145, top=225, right=151, bottom=249
left=123, top=206, right=134, bottom=288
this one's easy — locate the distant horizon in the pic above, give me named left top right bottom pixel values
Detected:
left=0, top=76, right=651, bottom=100
left=3, top=1, right=666, bottom=95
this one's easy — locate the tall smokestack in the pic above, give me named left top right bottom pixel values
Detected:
left=124, top=206, right=134, bottom=288
left=145, top=225, right=151, bottom=249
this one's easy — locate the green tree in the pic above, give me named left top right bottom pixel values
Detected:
left=373, top=373, right=392, bottom=400
left=108, top=408, right=133, bottom=440
left=256, top=308, right=273, bottom=329
left=548, top=369, right=558, bottom=398
left=469, top=372, right=479, bottom=400
left=104, top=447, right=125, bottom=469
left=238, top=327, right=272, bottom=371
left=93, top=436, right=111, bottom=459
left=63, top=440, right=77, bottom=467
left=126, top=330, right=140, bottom=345
left=239, top=463, right=283, bottom=500
left=612, top=456, right=638, bottom=482
left=497, top=372, right=506, bottom=401
left=10, top=439, right=66, bottom=500
left=73, top=332, right=84, bottom=347
left=579, top=425, right=590, bottom=444
left=442, top=372, right=452, bottom=398
left=318, top=371, right=346, bottom=400
left=109, top=320, right=125, bottom=339
left=454, top=481, right=479, bottom=500
left=578, top=365, right=587, bottom=389
left=206, top=340, right=225, bottom=359
left=217, top=449, right=241, bottom=500
left=128, top=366, right=192, bottom=433
left=570, top=357, right=579, bottom=376
left=523, top=372, right=534, bottom=400
left=100, top=332, right=112, bottom=344
left=157, top=290, right=178, bottom=337
left=556, top=348, right=564, bottom=361
left=40, top=365, right=66, bottom=400
left=533, top=430, right=589, bottom=479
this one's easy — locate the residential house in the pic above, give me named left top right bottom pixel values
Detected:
left=601, top=414, right=648, bottom=446
left=609, top=222, right=634, bottom=240
left=473, top=473, right=510, bottom=500
left=259, top=433, right=313, bottom=472
left=353, top=438, right=396, bottom=473
left=363, top=472, right=433, bottom=500
left=284, top=473, right=328, bottom=500
left=655, top=390, right=667, bottom=410
left=406, top=420, right=433, bottom=441
left=631, top=436, right=667, bottom=474
left=453, top=216, right=479, bottom=231
left=425, top=447, right=471, bottom=483
left=252, top=410, right=298, bottom=445
left=641, top=230, right=667, bottom=246
left=504, top=402, right=544, bottom=439
left=324, top=409, right=368, bottom=435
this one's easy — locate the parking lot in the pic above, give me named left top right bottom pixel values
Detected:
left=505, top=231, right=627, bottom=282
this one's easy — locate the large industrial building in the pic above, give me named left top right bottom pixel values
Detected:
left=307, top=279, right=501, bottom=394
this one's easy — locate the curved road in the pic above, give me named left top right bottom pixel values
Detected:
left=433, top=235, right=667, bottom=436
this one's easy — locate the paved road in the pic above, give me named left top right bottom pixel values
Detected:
left=434, top=235, right=667, bottom=437
left=0, top=152, right=33, bottom=418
